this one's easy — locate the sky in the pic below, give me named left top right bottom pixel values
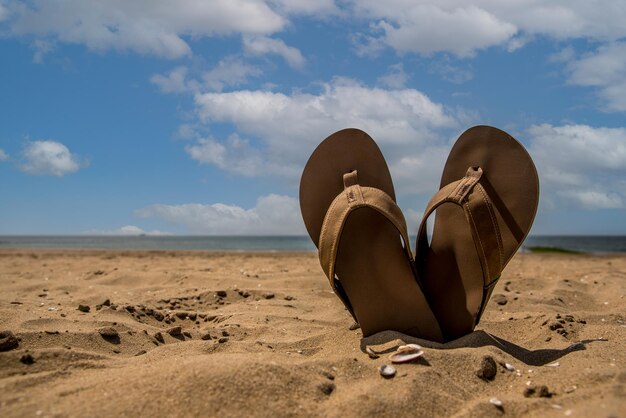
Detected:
left=0, top=0, right=625, bottom=236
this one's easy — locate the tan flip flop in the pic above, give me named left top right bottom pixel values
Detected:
left=415, top=125, right=539, bottom=341
left=300, top=128, right=443, bottom=341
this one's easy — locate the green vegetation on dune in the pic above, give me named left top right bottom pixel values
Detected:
left=526, top=246, right=582, bottom=254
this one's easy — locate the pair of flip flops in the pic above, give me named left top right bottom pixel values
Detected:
left=300, top=126, right=539, bottom=342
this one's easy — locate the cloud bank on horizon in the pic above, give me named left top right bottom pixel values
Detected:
left=0, top=0, right=625, bottom=235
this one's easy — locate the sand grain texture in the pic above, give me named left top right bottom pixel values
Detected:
left=0, top=250, right=624, bottom=417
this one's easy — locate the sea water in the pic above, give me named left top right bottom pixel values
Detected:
left=1, top=235, right=625, bottom=253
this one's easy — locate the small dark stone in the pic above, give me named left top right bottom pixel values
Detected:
left=321, top=371, right=335, bottom=380
left=238, top=290, right=250, bottom=298
left=524, top=385, right=553, bottom=398
left=153, top=311, right=164, bottom=321
left=188, top=313, right=197, bottom=321
left=125, top=305, right=135, bottom=313
left=549, top=322, right=564, bottom=330
left=154, top=332, right=165, bottom=343
left=319, top=382, right=335, bottom=396
left=183, top=331, right=192, bottom=338
left=167, top=326, right=182, bottom=336
left=175, top=312, right=188, bottom=320
left=221, top=330, right=230, bottom=337
left=102, top=299, right=111, bottom=306
left=216, top=290, right=227, bottom=297
left=218, top=337, right=229, bottom=343
left=476, top=356, right=497, bottom=380
left=262, top=292, right=275, bottom=299
left=493, top=294, right=508, bottom=305
left=201, top=332, right=212, bottom=340
left=20, top=353, right=35, bottom=364
left=44, top=330, right=60, bottom=335
left=284, top=295, right=294, bottom=301
left=98, top=327, right=119, bottom=339
left=134, top=350, right=147, bottom=356
left=77, top=304, right=90, bottom=313
left=348, top=322, right=360, bottom=331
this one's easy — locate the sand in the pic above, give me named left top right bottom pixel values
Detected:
left=0, top=249, right=624, bottom=417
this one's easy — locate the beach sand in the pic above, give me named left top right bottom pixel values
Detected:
left=0, top=249, right=624, bottom=417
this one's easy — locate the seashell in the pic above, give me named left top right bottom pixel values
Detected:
left=365, top=347, right=379, bottom=359
left=378, top=364, right=396, bottom=378
left=389, top=344, right=424, bottom=363
left=504, top=363, right=515, bottom=371
left=489, top=397, right=503, bottom=408
left=545, top=362, right=560, bottom=367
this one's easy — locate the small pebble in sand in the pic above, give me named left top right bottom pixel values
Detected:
left=153, top=311, right=164, bottom=321
left=318, top=382, right=335, bottom=395
left=504, top=363, right=516, bottom=372
left=524, top=385, right=553, bottom=398
left=349, top=322, right=360, bottom=331
left=218, top=337, right=229, bottom=343
left=0, top=330, right=19, bottom=351
left=284, top=295, right=294, bottom=301
left=167, top=326, right=183, bottom=336
left=321, top=371, right=335, bottom=381
left=134, top=350, right=147, bottom=356
left=378, top=365, right=396, bottom=378
left=154, top=332, right=165, bottom=343
left=493, top=294, right=508, bottom=305
left=216, top=290, right=227, bottom=297
left=476, top=356, right=497, bottom=380
left=98, top=327, right=119, bottom=339
left=262, top=292, right=275, bottom=299
left=183, top=331, right=192, bottom=338
left=221, top=330, right=230, bottom=337
left=77, top=304, right=90, bottom=313
left=175, top=312, right=188, bottom=320
left=20, top=353, right=35, bottom=364
left=201, top=332, right=212, bottom=340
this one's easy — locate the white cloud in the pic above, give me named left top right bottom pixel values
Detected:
left=566, top=42, right=626, bottom=112
left=202, top=57, right=263, bottom=91
left=151, top=59, right=262, bottom=94
left=31, top=39, right=55, bottom=64
left=243, top=35, right=305, bottom=68
left=83, top=225, right=170, bottom=236
left=528, top=123, right=626, bottom=209
left=20, top=140, right=85, bottom=176
left=377, top=63, right=409, bottom=89
left=136, top=194, right=305, bottom=235
left=190, top=77, right=459, bottom=187
left=4, top=0, right=286, bottom=59
left=0, top=149, right=8, bottom=161
left=350, top=1, right=626, bottom=57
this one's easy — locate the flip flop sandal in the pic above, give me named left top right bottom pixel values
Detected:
left=415, top=125, right=539, bottom=341
left=300, top=128, right=443, bottom=341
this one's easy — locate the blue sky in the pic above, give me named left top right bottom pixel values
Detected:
left=1, top=0, right=625, bottom=235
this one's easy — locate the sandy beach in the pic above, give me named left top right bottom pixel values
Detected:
left=0, top=249, right=624, bottom=417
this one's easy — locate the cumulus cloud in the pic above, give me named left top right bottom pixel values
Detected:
left=3, top=0, right=286, bottom=58
left=151, top=58, right=262, bottom=94
left=243, top=35, right=306, bottom=68
left=0, top=149, right=8, bottom=161
left=190, top=77, right=459, bottom=190
left=83, top=225, right=170, bottom=236
left=350, top=1, right=626, bottom=57
left=136, top=194, right=305, bottom=235
left=377, top=63, right=409, bottom=89
left=566, top=42, right=626, bottom=112
left=528, top=123, right=626, bottom=209
left=20, top=140, right=85, bottom=176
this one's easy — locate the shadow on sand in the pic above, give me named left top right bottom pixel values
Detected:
left=361, top=330, right=607, bottom=366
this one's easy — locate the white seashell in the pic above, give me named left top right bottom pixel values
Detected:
left=545, top=362, right=560, bottom=367
left=378, top=365, right=396, bottom=378
left=366, top=347, right=379, bottom=359
left=504, top=363, right=515, bottom=371
left=489, top=397, right=503, bottom=407
left=389, top=344, right=424, bottom=363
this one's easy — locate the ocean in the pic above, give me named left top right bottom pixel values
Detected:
left=0, top=235, right=625, bottom=253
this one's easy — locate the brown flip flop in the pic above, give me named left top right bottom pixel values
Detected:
left=415, top=125, right=539, bottom=341
left=300, top=128, right=443, bottom=341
